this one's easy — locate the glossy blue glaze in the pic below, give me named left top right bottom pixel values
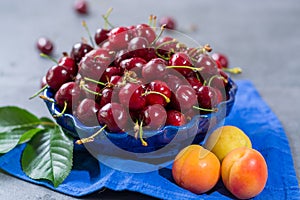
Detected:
left=43, top=78, right=237, bottom=155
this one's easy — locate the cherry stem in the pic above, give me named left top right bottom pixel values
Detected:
left=29, top=84, right=49, bottom=100
left=84, top=77, right=106, bottom=86
left=79, top=80, right=102, bottom=96
left=142, top=91, right=170, bottom=103
left=39, top=95, right=55, bottom=103
left=102, top=8, right=114, bottom=29
left=40, top=53, right=58, bottom=64
left=193, top=105, right=218, bottom=112
left=53, top=101, right=67, bottom=118
left=150, top=24, right=166, bottom=47
left=166, top=65, right=204, bottom=72
left=222, top=67, right=242, bottom=74
left=207, top=74, right=228, bottom=87
left=138, top=121, right=148, bottom=146
left=82, top=20, right=95, bottom=48
left=75, top=125, right=107, bottom=144
left=155, top=38, right=178, bottom=60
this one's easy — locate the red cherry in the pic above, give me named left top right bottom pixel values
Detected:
left=75, top=98, right=100, bottom=126
left=134, top=24, right=156, bottom=44
left=145, top=80, right=171, bottom=106
left=119, top=57, right=147, bottom=77
left=46, top=65, right=74, bottom=91
left=54, top=82, right=82, bottom=112
left=74, top=0, right=88, bottom=14
left=70, top=42, right=93, bottom=64
left=94, top=28, right=110, bottom=45
left=97, top=102, right=129, bottom=132
left=118, top=83, right=146, bottom=111
left=166, top=110, right=186, bottom=126
left=37, top=37, right=54, bottom=55
left=142, top=58, right=167, bottom=81
left=168, top=52, right=194, bottom=77
left=171, top=84, right=198, bottom=111
left=58, top=54, right=77, bottom=77
left=196, top=86, right=219, bottom=110
left=211, top=52, right=229, bottom=68
left=141, top=104, right=167, bottom=130
left=159, top=16, right=176, bottom=30
left=108, top=26, right=132, bottom=50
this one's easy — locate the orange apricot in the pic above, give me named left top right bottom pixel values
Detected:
left=172, top=145, right=220, bottom=194
left=221, top=147, right=268, bottom=199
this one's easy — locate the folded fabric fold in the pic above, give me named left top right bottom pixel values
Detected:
left=0, top=80, right=299, bottom=199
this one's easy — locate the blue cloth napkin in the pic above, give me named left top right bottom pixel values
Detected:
left=0, top=80, right=299, bottom=199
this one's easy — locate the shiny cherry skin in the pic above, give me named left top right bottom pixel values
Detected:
left=186, top=77, right=203, bottom=91
left=70, top=42, right=93, bottom=64
left=119, top=57, right=147, bottom=77
left=118, top=83, right=146, bottom=111
left=80, top=81, right=102, bottom=101
left=128, top=36, right=149, bottom=51
left=134, top=24, right=156, bottom=44
left=166, top=110, right=186, bottom=126
left=171, top=84, right=198, bottom=111
left=155, top=36, right=178, bottom=58
left=141, top=104, right=167, bottom=130
left=164, top=73, right=185, bottom=91
left=37, top=37, right=54, bottom=55
left=97, top=102, right=128, bottom=132
left=108, top=26, right=132, bottom=50
left=46, top=65, right=73, bottom=91
left=211, top=52, right=229, bottom=68
left=197, top=86, right=219, bottom=109
left=98, top=87, right=113, bottom=108
left=145, top=80, right=171, bottom=106
left=169, top=52, right=194, bottom=77
left=75, top=98, right=100, bottom=126
left=58, top=54, right=77, bottom=77
left=142, top=58, right=167, bottom=81
left=94, top=28, right=110, bottom=45
left=100, top=66, right=122, bottom=83
left=54, top=82, right=82, bottom=112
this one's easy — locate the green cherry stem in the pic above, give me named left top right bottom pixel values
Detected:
left=102, top=8, right=114, bottom=29
left=29, top=84, right=49, bottom=100
left=40, top=53, right=58, bottom=64
left=193, top=105, right=218, bottom=112
left=76, top=125, right=107, bottom=144
left=207, top=74, right=228, bottom=87
left=82, top=20, right=95, bottom=48
left=142, top=91, right=170, bottom=103
left=138, top=121, right=148, bottom=146
left=79, top=80, right=103, bottom=96
left=83, top=77, right=106, bottom=86
left=53, top=101, right=67, bottom=118
left=166, top=65, right=204, bottom=72
left=150, top=24, right=166, bottom=47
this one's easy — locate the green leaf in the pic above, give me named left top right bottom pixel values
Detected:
left=18, top=128, right=43, bottom=144
left=0, top=106, right=42, bottom=154
left=0, top=106, right=41, bottom=133
left=21, top=126, right=74, bottom=187
left=39, top=117, right=56, bottom=129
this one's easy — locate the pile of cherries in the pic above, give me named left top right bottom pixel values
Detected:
left=40, top=21, right=232, bottom=145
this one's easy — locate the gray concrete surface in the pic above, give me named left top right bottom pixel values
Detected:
left=0, top=0, right=299, bottom=199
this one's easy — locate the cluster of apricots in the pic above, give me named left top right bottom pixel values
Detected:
left=172, top=125, right=268, bottom=199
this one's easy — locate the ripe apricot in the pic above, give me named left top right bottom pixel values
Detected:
left=221, top=147, right=268, bottom=199
left=172, top=145, right=220, bottom=194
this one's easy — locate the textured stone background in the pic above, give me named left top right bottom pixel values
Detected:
left=0, top=0, right=299, bottom=199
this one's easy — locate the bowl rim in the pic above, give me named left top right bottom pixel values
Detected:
left=43, top=77, right=237, bottom=141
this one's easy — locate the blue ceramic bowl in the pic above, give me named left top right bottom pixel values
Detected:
left=43, top=78, right=237, bottom=159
